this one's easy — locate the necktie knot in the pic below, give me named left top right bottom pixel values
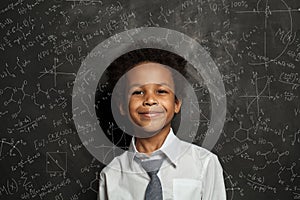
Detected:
left=147, top=170, right=159, bottom=177
left=140, top=159, right=164, bottom=173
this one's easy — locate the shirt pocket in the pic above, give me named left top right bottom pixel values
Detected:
left=173, top=178, right=202, bottom=200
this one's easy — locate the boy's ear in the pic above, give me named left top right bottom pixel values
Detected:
left=112, top=91, right=126, bottom=116
left=174, top=98, right=182, bottom=114
left=119, top=101, right=126, bottom=115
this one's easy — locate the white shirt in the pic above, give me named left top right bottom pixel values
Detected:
left=98, top=129, right=226, bottom=200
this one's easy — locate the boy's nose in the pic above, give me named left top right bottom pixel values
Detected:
left=143, top=94, right=158, bottom=106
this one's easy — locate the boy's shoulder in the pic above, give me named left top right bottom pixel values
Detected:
left=179, top=139, right=218, bottom=161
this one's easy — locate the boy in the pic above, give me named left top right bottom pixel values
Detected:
left=98, top=48, right=226, bottom=200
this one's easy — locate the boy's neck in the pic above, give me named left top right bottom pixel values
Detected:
left=135, top=126, right=171, bottom=155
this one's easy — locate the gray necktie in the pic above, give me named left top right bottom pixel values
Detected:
left=140, top=159, right=164, bottom=200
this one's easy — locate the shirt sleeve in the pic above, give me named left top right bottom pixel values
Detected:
left=202, top=154, right=227, bottom=200
left=98, top=171, right=108, bottom=200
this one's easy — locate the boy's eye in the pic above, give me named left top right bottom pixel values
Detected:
left=157, top=89, right=168, bottom=94
left=132, top=90, right=144, bottom=95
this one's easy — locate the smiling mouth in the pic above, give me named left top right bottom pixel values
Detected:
left=139, top=111, right=165, bottom=119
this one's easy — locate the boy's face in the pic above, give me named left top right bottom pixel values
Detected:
left=120, top=62, right=182, bottom=136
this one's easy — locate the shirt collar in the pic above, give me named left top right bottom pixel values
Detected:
left=128, top=129, right=181, bottom=168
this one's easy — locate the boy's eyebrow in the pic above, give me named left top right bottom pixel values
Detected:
left=128, top=83, right=174, bottom=89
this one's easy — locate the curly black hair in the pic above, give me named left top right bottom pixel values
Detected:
left=106, top=48, right=189, bottom=103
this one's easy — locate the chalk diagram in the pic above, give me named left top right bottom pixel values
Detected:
left=38, top=57, right=76, bottom=87
left=240, top=72, right=272, bottom=115
left=224, top=170, right=244, bottom=200
left=0, top=139, right=25, bottom=161
left=234, top=0, right=299, bottom=67
left=46, top=152, right=67, bottom=173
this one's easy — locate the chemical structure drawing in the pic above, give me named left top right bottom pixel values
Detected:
left=232, top=122, right=256, bottom=144
left=254, top=148, right=290, bottom=171
left=277, top=162, right=300, bottom=185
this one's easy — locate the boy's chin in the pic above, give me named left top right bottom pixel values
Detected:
left=132, top=125, right=164, bottom=138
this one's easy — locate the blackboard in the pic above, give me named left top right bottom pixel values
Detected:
left=1, top=0, right=300, bottom=199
